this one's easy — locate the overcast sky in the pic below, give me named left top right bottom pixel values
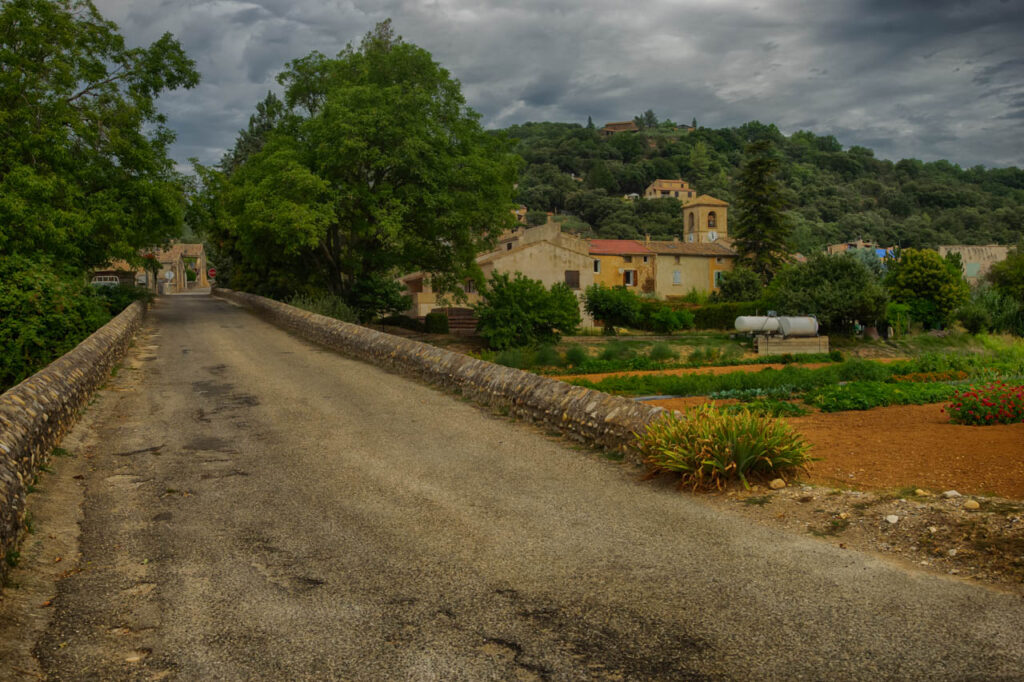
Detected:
left=95, top=0, right=1024, bottom=171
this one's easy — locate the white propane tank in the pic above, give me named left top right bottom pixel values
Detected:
left=735, top=316, right=780, bottom=333
left=778, top=316, right=819, bottom=338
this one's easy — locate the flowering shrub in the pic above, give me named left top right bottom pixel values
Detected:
left=945, top=383, right=1024, bottom=425
left=891, top=370, right=969, bottom=383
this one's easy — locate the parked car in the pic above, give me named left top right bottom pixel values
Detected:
left=90, top=275, right=120, bottom=287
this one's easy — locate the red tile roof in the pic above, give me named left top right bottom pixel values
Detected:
left=601, top=121, right=639, bottom=133
left=646, top=241, right=738, bottom=257
left=588, top=239, right=653, bottom=255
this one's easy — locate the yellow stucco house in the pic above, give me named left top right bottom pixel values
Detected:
left=589, top=239, right=657, bottom=294
left=644, top=238, right=738, bottom=295
left=643, top=179, right=697, bottom=202
left=399, top=220, right=595, bottom=322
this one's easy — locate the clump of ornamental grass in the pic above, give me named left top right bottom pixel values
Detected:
left=945, top=382, right=1024, bottom=425
left=636, top=404, right=813, bottom=490
left=648, top=342, right=678, bottom=362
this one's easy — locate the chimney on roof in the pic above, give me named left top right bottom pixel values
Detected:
left=644, top=234, right=650, bottom=246
left=673, top=236, right=680, bottom=244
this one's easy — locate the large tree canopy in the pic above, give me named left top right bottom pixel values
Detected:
left=766, top=253, right=888, bottom=333
left=0, top=0, right=199, bottom=269
left=885, top=248, right=969, bottom=329
left=196, top=21, right=520, bottom=319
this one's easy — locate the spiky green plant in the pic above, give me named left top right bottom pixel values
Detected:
left=637, top=404, right=813, bottom=490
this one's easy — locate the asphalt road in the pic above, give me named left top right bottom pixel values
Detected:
left=16, top=294, right=1024, bottom=679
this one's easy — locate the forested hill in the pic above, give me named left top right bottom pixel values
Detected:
left=498, top=120, right=1024, bottom=252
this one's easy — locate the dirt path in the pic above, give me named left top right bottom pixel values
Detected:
left=646, top=398, right=1024, bottom=500
left=2, top=295, right=1023, bottom=680
left=791, top=404, right=1024, bottom=498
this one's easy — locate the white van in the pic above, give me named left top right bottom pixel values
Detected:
left=90, top=275, right=120, bottom=287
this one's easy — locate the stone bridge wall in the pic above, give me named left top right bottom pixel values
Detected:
left=0, top=301, right=146, bottom=579
left=213, top=289, right=664, bottom=459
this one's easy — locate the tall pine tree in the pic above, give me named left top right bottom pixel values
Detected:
left=732, top=139, right=791, bottom=280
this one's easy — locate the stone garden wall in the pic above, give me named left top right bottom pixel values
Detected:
left=0, top=301, right=145, bottom=579
left=212, top=289, right=664, bottom=459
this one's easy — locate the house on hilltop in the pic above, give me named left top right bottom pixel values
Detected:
left=600, top=121, right=639, bottom=137
left=644, top=179, right=696, bottom=202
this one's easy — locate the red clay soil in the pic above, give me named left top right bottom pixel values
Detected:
left=647, top=399, right=1024, bottom=500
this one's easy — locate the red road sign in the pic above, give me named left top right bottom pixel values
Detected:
left=208, top=267, right=217, bottom=279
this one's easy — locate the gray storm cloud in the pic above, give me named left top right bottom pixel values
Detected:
left=96, top=0, right=1024, bottom=169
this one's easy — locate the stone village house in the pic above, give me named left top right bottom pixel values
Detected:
left=399, top=183, right=738, bottom=329
left=96, top=242, right=211, bottom=294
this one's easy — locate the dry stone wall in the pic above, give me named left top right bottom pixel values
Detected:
left=0, top=301, right=145, bottom=578
left=213, top=289, right=665, bottom=459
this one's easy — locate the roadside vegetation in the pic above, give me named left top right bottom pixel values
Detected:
left=0, top=0, right=198, bottom=391
left=637, top=405, right=813, bottom=490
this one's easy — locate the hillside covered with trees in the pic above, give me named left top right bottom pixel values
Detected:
left=503, top=117, right=1024, bottom=252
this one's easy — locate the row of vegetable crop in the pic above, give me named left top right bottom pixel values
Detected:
left=567, top=351, right=1024, bottom=414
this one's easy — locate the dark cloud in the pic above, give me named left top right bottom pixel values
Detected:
left=95, top=0, right=1024, bottom=169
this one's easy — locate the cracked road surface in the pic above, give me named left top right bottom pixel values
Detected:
left=6, top=294, right=1024, bottom=680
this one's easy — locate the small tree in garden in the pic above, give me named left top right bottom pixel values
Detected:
left=474, top=272, right=580, bottom=349
left=765, top=253, right=888, bottom=334
left=885, top=248, right=968, bottom=329
left=986, top=245, right=1024, bottom=303
left=714, top=266, right=763, bottom=302
left=583, top=284, right=641, bottom=333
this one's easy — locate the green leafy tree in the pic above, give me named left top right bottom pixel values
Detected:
left=885, top=248, right=969, bottom=329
left=583, top=284, right=642, bottom=334
left=687, top=141, right=711, bottom=188
left=0, top=0, right=199, bottom=270
left=987, top=246, right=1024, bottom=302
left=474, top=272, right=580, bottom=349
left=766, top=253, right=888, bottom=333
left=634, top=109, right=658, bottom=130
left=715, top=266, right=763, bottom=302
left=731, top=139, right=792, bottom=280
left=195, top=20, right=519, bottom=319
left=0, top=256, right=110, bottom=390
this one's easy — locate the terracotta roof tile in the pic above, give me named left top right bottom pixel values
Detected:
left=588, top=239, right=653, bottom=255
left=646, top=240, right=738, bottom=256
